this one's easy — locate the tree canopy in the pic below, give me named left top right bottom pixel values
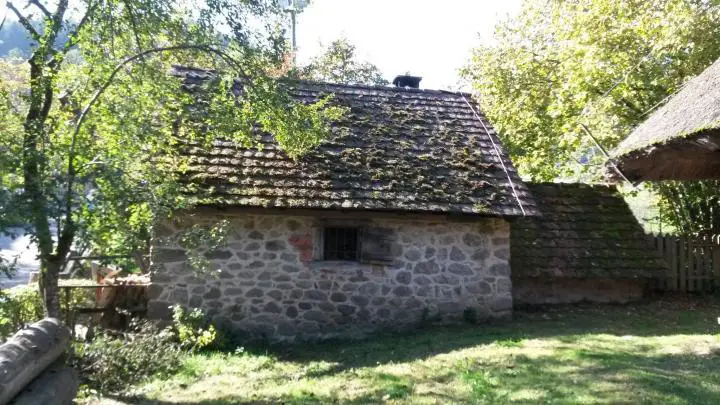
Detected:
left=298, top=37, right=388, bottom=85
left=0, top=0, right=342, bottom=315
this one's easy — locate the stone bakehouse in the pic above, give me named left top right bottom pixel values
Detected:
left=148, top=69, right=538, bottom=341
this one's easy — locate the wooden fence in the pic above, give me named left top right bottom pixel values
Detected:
left=649, top=234, right=720, bottom=292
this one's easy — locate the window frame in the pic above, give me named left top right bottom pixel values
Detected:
left=321, top=226, right=361, bottom=262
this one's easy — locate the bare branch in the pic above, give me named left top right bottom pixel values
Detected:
left=0, top=14, right=7, bottom=31
left=29, top=0, right=51, bottom=18
left=6, top=1, right=41, bottom=40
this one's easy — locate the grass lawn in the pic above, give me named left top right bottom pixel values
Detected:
left=84, top=296, right=720, bottom=405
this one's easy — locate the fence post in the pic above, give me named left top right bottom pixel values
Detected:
left=662, top=235, right=670, bottom=290
left=714, top=235, right=720, bottom=291
left=648, top=233, right=720, bottom=293
left=668, top=235, right=677, bottom=291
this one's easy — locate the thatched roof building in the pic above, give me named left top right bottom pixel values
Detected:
left=612, top=59, right=720, bottom=181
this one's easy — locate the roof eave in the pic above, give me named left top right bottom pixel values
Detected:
left=613, top=129, right=720, bottom=181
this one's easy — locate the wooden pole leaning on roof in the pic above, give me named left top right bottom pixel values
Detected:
left=579, top=123, right=637, bottom=188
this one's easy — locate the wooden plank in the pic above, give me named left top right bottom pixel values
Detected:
left=691, top=238, right=698, bottom=292
left=702, top=241, right=711, bottom=292
left=712, top=240, right=720, bottom=289
left=663, top=235, right=672, bottom=291
left=679, top=236, right=687, bottom=292
left=699, top=239, right=704, bottom=291
left=690, top=237, right=697, bottom=292
left=671, top=236, right=679, bottom=291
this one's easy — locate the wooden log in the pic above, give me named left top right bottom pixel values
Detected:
left=8, top=366, right=78, bottom=405
left=0, top=318, right=70, bottom=405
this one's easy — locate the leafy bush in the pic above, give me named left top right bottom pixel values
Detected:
left=171, top=305, right=223, bottom=351
left=0, top=282, right=94, bottom=340
left=71, top=321, right=182, bottom=393
left=0, top=285, right=44, bottom=339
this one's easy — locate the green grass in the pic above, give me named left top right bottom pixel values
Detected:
left=83, top=296, right=720, bottom=404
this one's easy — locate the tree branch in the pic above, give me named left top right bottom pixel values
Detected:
left=62, top=0, right=97, bottom=51
left=73, top=43, right=241, bottom=140
left=49, top=0, right=68, bottom=38
left=29, top=0, right=52, bottom=18
left=121, top=0, right=146, bottom=52
left=6, top=1, right=41, bottom=41
left=62, top=44, right=242, bottom=259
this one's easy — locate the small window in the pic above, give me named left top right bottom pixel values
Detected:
left=323, top=227, right=359, bottom=261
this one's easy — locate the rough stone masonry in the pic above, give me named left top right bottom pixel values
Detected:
left=148, top=213, right=512, bottom=342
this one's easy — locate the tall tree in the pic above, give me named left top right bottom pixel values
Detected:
left=463, top=0, right=720, bottom=234
left=299, top=38, right=388, bottom=85
left=0, top=0, right=342, bottom=316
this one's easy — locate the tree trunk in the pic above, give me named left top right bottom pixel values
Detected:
left=39, top=261, right=62, bottom=318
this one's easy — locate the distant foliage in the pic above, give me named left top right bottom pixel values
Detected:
left=0, top=285, right=43, bottom=339
left=0, top=284, right=93, bottom=340
left=0, top=20, right=70, bottom=58
left=656, top=180, right=720, bottom=234
left=298, top=38, right=388, bottom=85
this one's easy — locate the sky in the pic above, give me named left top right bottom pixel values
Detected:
left=294, top=0, right=522, bottom=90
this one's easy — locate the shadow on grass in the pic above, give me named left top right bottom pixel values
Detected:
left=105, top=376, right=464, bottom=405
left=459, top=348, right=720, bottom=404
left=252, top=297, right=720, bottom=376
left=104, top=348, right=720, bottom=405
left=104, top=393, right=378, bottom=404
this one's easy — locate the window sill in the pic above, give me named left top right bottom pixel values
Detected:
left=305, top=260, right=395, bottom=272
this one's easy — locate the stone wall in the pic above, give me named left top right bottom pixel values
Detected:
left=512, top=277, right=648, bottom=306
left=148, top=212, right=511, bottom=341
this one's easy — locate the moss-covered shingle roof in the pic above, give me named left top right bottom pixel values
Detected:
left=176, top=67, right=537, bottom=217
left=511, top=183, right=665, bottom=278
